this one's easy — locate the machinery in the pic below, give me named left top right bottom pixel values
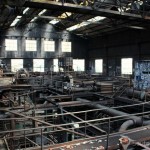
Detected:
left=14, top=68, right=29, bottom=84
left=0, top=72, right=149, bottom=150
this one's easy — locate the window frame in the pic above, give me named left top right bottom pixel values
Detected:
left=11, top=59, right=23, bottom=72
left=44, top=40, right=55, bottom=52
left=95, top=59, right=103, bottom=73
left=33, top=59, right=45, bottom=72
left=121, top=58, right=133, bottom=75
left=25, top=40, right=37, bottom=51
left=73, top=59, right=85, bottom=72
left=5, top=39, right=18, bottom=51
left=62, top=41, right=71, bottom=52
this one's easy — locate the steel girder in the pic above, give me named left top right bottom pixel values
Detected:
left=24, top=0, right=150, bottom=22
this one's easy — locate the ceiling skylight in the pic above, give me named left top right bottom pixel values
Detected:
left=30, top=17, right=37, bottom=22
left=38, top=9, right=47, bottom=16
left=10, top=16, right=22, bottom=27
left=29, top=9, right=47, bottom=23
left=66, top=16, right=106, bottom=31
left=60, top=12, right=72, bottom=18
left=49, top=19, right=59, bottom=25
left=49, top=12, right=72, bottom=25
left=88, top=16, right=106, bottom=22
left=23, top=7, right=29, bottom=14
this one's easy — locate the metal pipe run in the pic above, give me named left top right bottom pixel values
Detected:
left=76, top=98, right=145, bottom=132
left=82, top=81, right=95, bottom=86
left=69, top=87, right=93, bottom=92
left=126, top=88, right=150, bottom=100
left=115, top=96, right=150, bottom=110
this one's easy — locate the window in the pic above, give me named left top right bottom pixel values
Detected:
left=5, top=39, right=17, bottom=51
left=62, top=41, right=71, bottom=52
left=11, top=59, right=23, bottom=72
left=53, top=59, right=59, bottom=72
left=121, top=58, right=133, bottom=74
left=73, top=59, right=85, bottom=71
left=33, top=59, right=44, bottom=72
left=95, top=59, right=103, bottom=73
left=44, top=41, right=55, bottom=52
left=25, top=40, right=37, bottom=51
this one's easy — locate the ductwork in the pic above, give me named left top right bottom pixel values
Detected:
left=119, top=119, right=150, bottom=132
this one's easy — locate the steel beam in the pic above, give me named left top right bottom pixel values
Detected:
left=61, top=108, right=106, bottom=134
left=24, top=0, right=150, bottom=22
left=6, top=110, right=90, bottom=138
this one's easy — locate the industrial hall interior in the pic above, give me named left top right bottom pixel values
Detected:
left=0, top=0, right=150, bottom=149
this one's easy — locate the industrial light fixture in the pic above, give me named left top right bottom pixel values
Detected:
left=66, top=16, right=106, bottom=31
left=38, top=9, right=47, bottom=16
left=10, top=16, right=22, bottom=27
left=23, top=7, right=30, bottom=14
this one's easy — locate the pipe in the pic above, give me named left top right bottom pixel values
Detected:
left=143, top=120, right=150, bottom=126
left=115, top=96, right=150, bottom=131
left=119, top=120, right=135, bottom=132
left=126, top=88, right=150, bottom=100
left=82, top=81, right=95, bottom=86
left=76, top=98, right=143, bottom=132
left=120, top=119, right=150, bottom=132
left=69, top=87, right=93, bottom=92
left=115, top=96, right=150, bottom=110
